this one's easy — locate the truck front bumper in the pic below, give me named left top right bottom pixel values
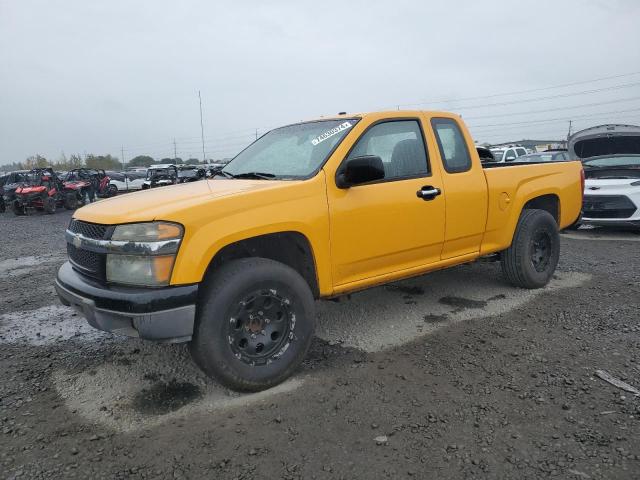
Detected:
left=55, top=262, right=198, bottom=343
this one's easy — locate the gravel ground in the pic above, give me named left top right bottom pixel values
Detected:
left=1, top=211, right=639, bottom=480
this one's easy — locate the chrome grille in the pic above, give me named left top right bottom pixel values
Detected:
left=68, top=219, right=108, bottom=239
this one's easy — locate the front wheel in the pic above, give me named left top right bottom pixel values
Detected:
left=64, top=192, right=78, bottom=210
left=12, top=200, right=25, bottom=216
left=44, top=196, right=56, bottom=214
left=501, top=209, right=560, bottom=289
left=107, top=184, right=118, bottom=196
left=190, top=258, right=315, bottom=392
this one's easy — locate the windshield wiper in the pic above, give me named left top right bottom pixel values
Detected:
left=227, top=172, right=277, bottom=180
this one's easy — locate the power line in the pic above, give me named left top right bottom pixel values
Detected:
left=384, top=70, right=640, bottom=110
left=468, top=106, right=640, bottom=129
left=463, top=96, right=640, bottom=120
left=441, top=81, right=640, bottom=111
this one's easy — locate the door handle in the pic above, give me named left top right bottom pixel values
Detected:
left=416, top=186, right=441, bottom=201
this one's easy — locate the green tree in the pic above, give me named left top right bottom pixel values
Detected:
left=128, top=155, right=155, bottom=167
left=85, top=154, right=122, bottom=170
left=185, top=158, right=200, bottom=165
left=25, top=155, right=49, bottom=168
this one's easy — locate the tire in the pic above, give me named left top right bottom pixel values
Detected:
left=0, top=198, right=5, bottom=213
left=190, top=258, right=315, bottom=392
left=501, top=209, right=560, bottom=289
left=12, top=200, right=25, bottom=216
left=108, top=184, right=118, bottom=196
left=44, top=196, right=56, bottom=214
left=64, top=192, right=78, bottom=210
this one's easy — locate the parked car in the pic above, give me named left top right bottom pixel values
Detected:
left=513, top=151, right=571, bottom=163
left=490, top=146, right=528, bottom=162
left=177, top=165, right=206, bottom=183
left=106, top=171, right=146, bottom=194
left=0, top=170, right=29, bottom=213
left=56, top=110, right=583, bottom=391
left=207, top=162, right=227, bottom=177
left=476, top=146, right=497, bottom=163
left=569, top=124, right=640, bottom=228
left=141, top=164, right=178, bottom=189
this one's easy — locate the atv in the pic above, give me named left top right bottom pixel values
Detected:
left=63, top=168, right=112, bottom=203
left=12, top=168, right=78, bottom=215
left=0, top=170, right=30, bottom=213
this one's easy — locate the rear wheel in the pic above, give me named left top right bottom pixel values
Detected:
left=44, top=196, right=56, bottom=214
left=501, top=209, right=560, bottom=289
left=12, top=200, right=25, bottom=216
left=190, top=258, right=315, bottom=392
left=0, top=198, right=4, bottom=213
left=108, top=184, right=118, bottom=196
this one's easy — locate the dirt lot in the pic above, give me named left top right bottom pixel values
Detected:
left=1, top=210, right=639, bottom=480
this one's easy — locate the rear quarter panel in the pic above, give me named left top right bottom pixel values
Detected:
left=481, top=161, right=583, bottom=254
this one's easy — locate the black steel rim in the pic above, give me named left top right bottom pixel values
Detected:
left=227, top=289, right=293, bottom=366
left=531, top=230, right=551, bottom=272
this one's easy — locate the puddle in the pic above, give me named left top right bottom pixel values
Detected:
left=132, top=381, right=203, bottom=415
left=385, top=284, right=425, bottom=295
left=0, top=305, right=107, bottom=345
left=0, top=254, right=65, bottom=277
left=439, top=296, right=487, bottom=309
left=316, top=264, right=591, bottom=352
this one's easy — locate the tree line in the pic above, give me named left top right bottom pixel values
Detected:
left=1, top=154, right=205, bottom=172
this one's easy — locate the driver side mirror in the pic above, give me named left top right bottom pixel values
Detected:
left=336, top=155, right=385, bottom=188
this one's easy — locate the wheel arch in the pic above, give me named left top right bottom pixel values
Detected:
left=201, top=231, right=321, bottom=299
left=522, top=193, right=560, bottom=224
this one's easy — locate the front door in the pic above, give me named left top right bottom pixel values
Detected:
left=327, top=119, right=446, bottom=287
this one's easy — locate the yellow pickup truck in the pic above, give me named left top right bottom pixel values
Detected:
left=55, top=110, right=583, bottom=391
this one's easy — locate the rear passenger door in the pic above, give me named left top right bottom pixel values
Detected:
left=327, top=118, right=446, bottom=286
left=430, top=117, right=488, bottom=259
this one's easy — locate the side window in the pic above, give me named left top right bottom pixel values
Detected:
left=516, top=148, right=526, bottom=157
left=504, top=149, right=517, bottom=162
left=431, top=118, right=472, bottom=173
left=347, top=120, right=429, bottom=180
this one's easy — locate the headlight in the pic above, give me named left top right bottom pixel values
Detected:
left=112, top=222, right=182, bottom=242
left=106, top=254, right=176, bottom=287
left=107, top=221, right=183, bottom=286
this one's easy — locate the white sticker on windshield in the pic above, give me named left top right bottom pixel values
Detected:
left=311, top=121, right=353, bottom=146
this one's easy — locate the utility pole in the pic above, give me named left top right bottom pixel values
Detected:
left=567, top=120, right=572, bottom=140
left=198, top=91, right=206, bottom=163
left=255, top=128, right=258, bottom=140
left=173, top=138, right=177, bottom=160
left=121, top=146, right=125, bottom=170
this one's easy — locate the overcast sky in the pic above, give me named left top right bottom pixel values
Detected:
left=1, top=0, right=640, bottom=164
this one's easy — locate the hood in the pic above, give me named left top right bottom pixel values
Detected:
left=16, top=186, right=46, bottom=194
left=568, top=124, right=640, bottom=159
left=73, top=178, right=291, bottom=224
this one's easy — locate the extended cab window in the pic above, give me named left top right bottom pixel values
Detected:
left=504, top=149, right=517, bottom=162
left=431, top=118, right=472, bottom=173
left=516, top=148, right=527, bottom=156
left=346, top=120, right=429, bottom=180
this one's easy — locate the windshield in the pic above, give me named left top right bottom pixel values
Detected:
left=583, top=155, right=640, bottom=168
left=148, top=168, right=175, bottom=179
left=222, top=119, right=358, bottom=179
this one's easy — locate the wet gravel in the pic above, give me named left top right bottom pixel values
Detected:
left=1, top=211, right=639, bottom=479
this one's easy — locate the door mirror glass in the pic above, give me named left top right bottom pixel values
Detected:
left=337, top=155, right=385, bottom=188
